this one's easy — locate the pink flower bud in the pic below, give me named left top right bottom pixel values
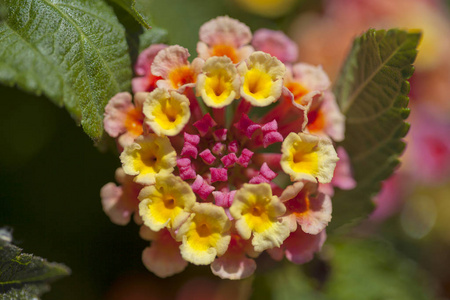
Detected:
left=199, top=149, right=216, bottom=165
left=234, top=115, right=261, bottom=138
left=237, top=148, right=254, bottom=167
left=211, top=167, right=228, bottom=183
left=221, top=153, right=238, bottom=168
left=191, top=175, right=215, bottom=200
left=194, top=113, right=217, bottom=136
left=177, top=158, right=196, bottom=180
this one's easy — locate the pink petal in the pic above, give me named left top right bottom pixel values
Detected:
left=211, top=253, right=256, bottom=280
left=252, top=29, right=298, bottom=63
left=292, top=63, right=330, bottom=92
left=142, top=229, right=188, bottom=278
left=371, top=173, right=406, bottom=221
left=321, top=91, right=345, bottom=142
left=199, top=16, right=252, bottom=47
left=267, top=247, right=284, bottom=261
left=131, top=77, right=150, bottom=94
left=103, top=92, right=133, bottom=138
left=284, top=229, right=326, bottom=264
left=100, top=183, right=129, bottom=225
left=151, top=45, right=190, bottom=79
left=135, top=44, right=167, bottom=76
left=100, top=168, right=141, bottom=226
left=332, top=147, right=356, bottom=190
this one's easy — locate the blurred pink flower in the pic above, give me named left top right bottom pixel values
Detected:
left=403, top=106, right=450, bottom=183
left=252, top=29, right=298, bottom=63
left=132, top=44, right=167, bottom=93
left=100, top=168, right=141, bottom=225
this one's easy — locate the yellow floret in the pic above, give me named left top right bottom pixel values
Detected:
left=143, top=89, right=191, bottom=136
left=120, top=134, right=176, bottom=185
left=139, top=174, right=196, bottom=232
left=238, top=51, right=285, bottom=107
left=230, top=183, right=290, bottom=252
left=177, top=203, right=231, bottom=265
left=281, top=132, right=338, bottom=183
left=196, top=56, right=240, bottom=108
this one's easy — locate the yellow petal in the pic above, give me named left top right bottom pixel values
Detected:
left=177, top=203, right=231, bottom=265
left=281, top=132, right=338, bottom=183
left=120, top=134, right=176, bottom=184
left=197, top=56, right=240, bottom=108
left=238, top=51, right=285, bottom=107
left=230, top=183, right=289, bottom=252
left=143, top=88, right=191, bottom=136
left=139, top=174, right=196, bottom=231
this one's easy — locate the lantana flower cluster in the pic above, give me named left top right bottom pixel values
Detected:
left=100, top=16, right=355, bottom=279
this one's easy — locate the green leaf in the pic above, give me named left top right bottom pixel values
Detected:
left=0, top=284, right=49, bottom=300
left=107, top=0, right=150, bottom=29
left=0, top=0, right=132, bottom=141
left=250, top=264, right=327, bottom=300
left=323, top=238, right=436, bottom=300
left=331, top=29, right=420, bottom=231
left=136, top=0, right=228, bottom=53
left=250, top=238, right=436, bottom=300
left=0, top=230, right=70, bottom=299
left=139, top=26, right=168, bottom=52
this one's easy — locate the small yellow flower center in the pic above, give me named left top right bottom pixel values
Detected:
left=134, top=148, right=163, bottom=176
left=243, top=68, right=272, bottom=100
left=290, top=143, right=319, bottom=175
left=205, top=71, right=233, bottom=104
left=163, top=196, right=176, bottom=209
left=153, top=97, right=184, bottom=130
left=251, top=205, right=264, bottom=217
left=197, top=223, right=211, bottom=237
left=142, top=153, right=158, bottom=168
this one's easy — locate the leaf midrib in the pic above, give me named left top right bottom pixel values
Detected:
left=341, top=36, right=408, bottom=114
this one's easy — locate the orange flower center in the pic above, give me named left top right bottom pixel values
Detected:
left=168, top=66, right=196, bottom=89
left=124, top=108, right=144, bottom=137
left=146, top=72, right=163, bottom=92
left=211, top=44, right=239, bottom=63
left=285, top=82, right=309, bottom=105
left=286, top=193, right=310, bottom=217
left=307, top=109, right=325, bottom=133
